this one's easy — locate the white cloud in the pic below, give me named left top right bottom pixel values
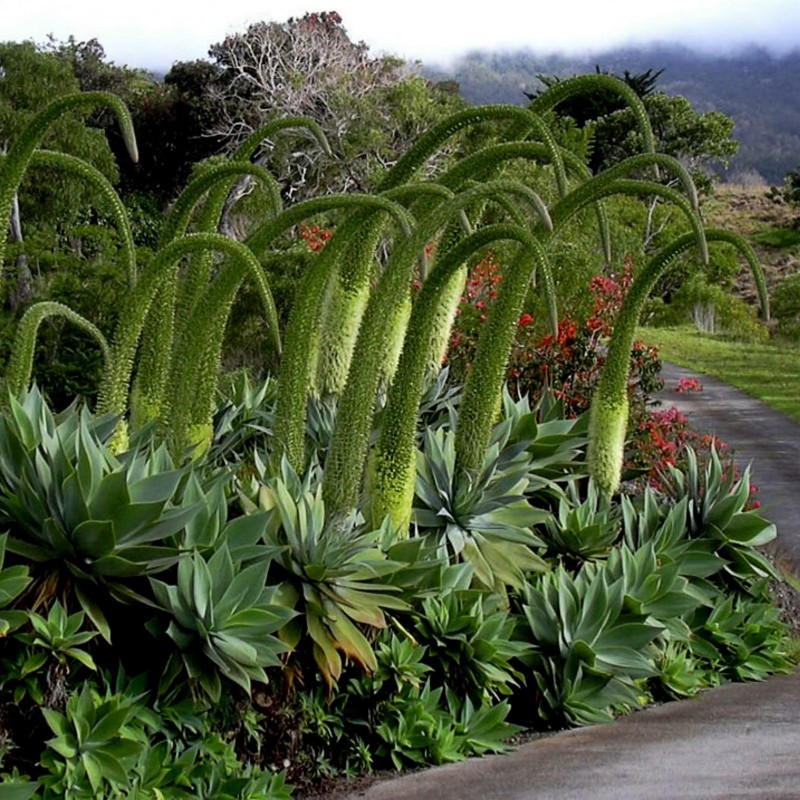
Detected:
left=4, top=0, right=800, bottom=70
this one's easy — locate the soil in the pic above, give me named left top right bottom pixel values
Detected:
left=769, top=555, right=800, bottom=638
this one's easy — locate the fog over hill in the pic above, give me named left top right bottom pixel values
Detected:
left=424, top=44, right=800, bottom=185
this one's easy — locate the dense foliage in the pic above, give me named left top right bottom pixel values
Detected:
left=0, top=27, right=789, bottom=799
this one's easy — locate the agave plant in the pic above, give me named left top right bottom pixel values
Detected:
left=661, top=446, right=778, bottom=585
left=603, top=542, right=706, bottom=627
left=519, top=563, right=661, bottom=726
left=39, top=682, right=148, bottom=797
left=0, top=387, right=201, bottom=639
left=499, top=389, right=589, bottom=494
left=542, top=481, right=621, bottom=565
left=686, top=588, right=791, bottom=683
left=373, top=682, right=520, bottom=770
left=248, top=458, right=410, bottom=686
left=0, top=533, right=30, bottom=637
left=0, top=603, right=98, bottom=708
left=653, top=640, right=708, bottom=699
left=412, top=424, right=549, bottom=594
left=410, top=589, right=531, bottom=706
left=149, top=542, right=294, bottom=702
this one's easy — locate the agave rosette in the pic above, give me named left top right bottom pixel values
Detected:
left=150, top=543, right=294, bottom=702
left=252, top=458, right=409, bottom=685
left=413, top=426, right=549, bottom=592
left=0, top=388, right=204, bottom=636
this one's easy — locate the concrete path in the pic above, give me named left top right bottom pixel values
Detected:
left=344, top=363, right=800, bottom=800
left=656, top=361, right=800, bottom=572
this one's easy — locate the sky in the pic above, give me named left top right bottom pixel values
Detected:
left=5, top=0, right=800, bottom=72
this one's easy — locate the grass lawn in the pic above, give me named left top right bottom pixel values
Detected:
left=638, top=325, right=800, bottom=421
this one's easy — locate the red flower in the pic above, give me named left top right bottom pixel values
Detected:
left=676, top=377, right=703, bottom=394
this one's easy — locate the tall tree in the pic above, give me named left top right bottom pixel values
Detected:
left=206, top=11, right=465, bottom=199
left=0, top=40, right=119, bottom=307
left=528, top=67, right=737, bottom=191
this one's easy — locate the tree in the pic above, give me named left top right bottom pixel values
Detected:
left=51, top=37, right=151, bottom=100
left=206, top=11, right=465, bottom=199
left=115, top=60, right=227, bottom=205
left=526, top=67, right=663, bottom=127
left=0, top=40, right=119, bottom=307
left=597, top=93, right=738, bottom=192
left=529, top=67, right=737, bottom=191
left=780, top=164, right=800, bottom=207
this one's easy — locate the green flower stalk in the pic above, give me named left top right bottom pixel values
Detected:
left=166, top=265, right=249, bottom=457
left=323, top=180, right=552, bottom=519
left=267, top=196, right=414, bottom=472
left=30, top=150, right=137, bottom=287
left=312, top=106, right=546, bottom=398
left=422, top=262, right=466, bottom=384
left=702, top=228, right=770, bottom=321
left=0, top=92, right=137, bottom=283
left=273, top=237, right=347, bottom=469
left=593, top=153, right=701, bottom=211
left=373, top=105, right=546, bottom=192
left=132, top=161, right=284, bottom=428
left=443, top=142, right=615, bottom=263
left=4, top=302, right=111, bottom=401
left=286, top=107, right=544, bottom=402
left=167, top=116, right=326, bottom=290
left=369, top=224, right=552, bottom=531
left=588, top=228, right=769, bottom=498
left=98, top=233, right=278, bottom=451
left=380, top=292, right=413, bottom=389
left=136, top=120, right=326, bottom=430
left=314, top=226, right=383, bottom=396
left=159, top=161, right=283, bottom=247
left=425, top=151, right=557, bottom=391
left=313, top=186, right=456, bottom=397
left=237, top=116, right=331, bottom=161
left=406, top=118, right=569, bottom=389
left=454, top=234, right=553, bottom=475
left=167, top=119, right=326, bottom=379
left=380, top=184, right=469, bottom=388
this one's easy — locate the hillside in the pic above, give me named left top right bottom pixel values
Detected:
left=425, top=45, right=800, bottom=185
left=704, top=185, right=800, bottom=304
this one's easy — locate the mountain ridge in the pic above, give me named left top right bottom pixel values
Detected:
left=423, top=43, right=800, bottom=184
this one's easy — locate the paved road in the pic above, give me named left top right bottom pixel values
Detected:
left=656, top=361, right=800, bottom=572
left=344, top=363, right=800, bottom=800
left=346, top=672, right=800, bottom=799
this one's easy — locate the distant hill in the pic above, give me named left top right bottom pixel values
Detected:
left=424, top=44, right=800, bottom=185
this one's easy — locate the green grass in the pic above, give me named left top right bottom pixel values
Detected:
left=750, top=225, right=800, bottom=250
left=638, top=325, right=800, bottom=421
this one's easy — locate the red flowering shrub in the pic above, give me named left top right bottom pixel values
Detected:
left=587, top=258, right=634, bottom=336
left=441, top=252, right=759, bottom=506
left=625, top=403, right=760, bottom=508
left=445, top=252, right=503, bottom=374
left=445, top=253, right=661, bottom=417
left=627, top=405, right=691, bottom=480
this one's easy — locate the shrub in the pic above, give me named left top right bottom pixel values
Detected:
left=663, top=273, right=768, bottom=341
left=446, top=255, right=662, bottom=418
left=771, top=273, right=800, bottom=340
